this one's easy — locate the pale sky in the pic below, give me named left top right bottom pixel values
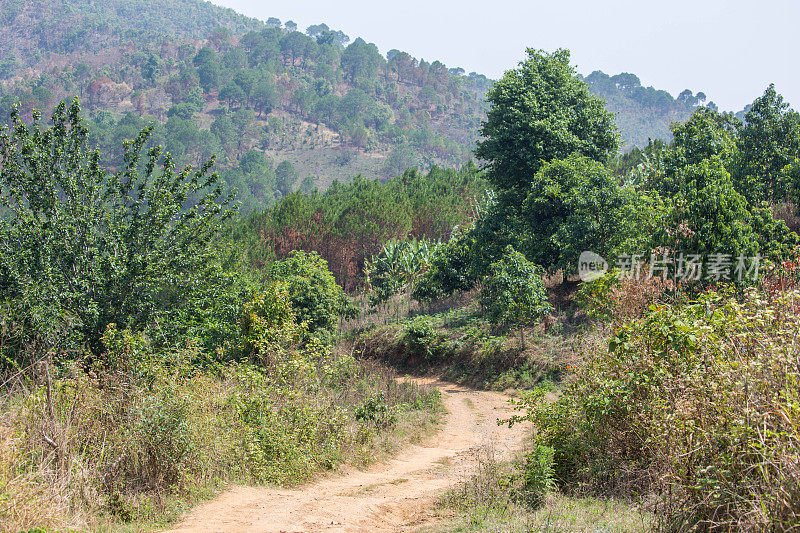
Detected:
left=209, top=0, right=798, bottom=111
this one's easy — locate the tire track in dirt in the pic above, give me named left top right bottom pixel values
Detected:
left=164, top=377, right=527, bottom=533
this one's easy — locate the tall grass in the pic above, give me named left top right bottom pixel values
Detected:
left=0, top=334, right=440, bottom=531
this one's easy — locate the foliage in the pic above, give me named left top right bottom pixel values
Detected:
left=266, top=251, right=355, bottom=341
left=575, top=270, right=673, bottom=323
left=412, top=231, right=476, bottom=302
left=476, top=48, right=619, bottom=206
left=521, top=154, right=658, bottom=273
left=509, top=290, right=800, bottom=530
left=250, top=165, right=486, bottom=291
left=574, top=271, right=621, bottom=322
left=365, top=238, right=437, bottom=307
left=652, top=107, right=741, bottom=196
left=0, top=99, right=231, bottom=359
left=734, top=84, right=800, bottom=204
left=522, top=445, right=555, bottom=507
left=480, top=246, right=551, bottom=328
left=359, top=301, right=567, bottom=390
left=236, top=281, right=304, bottom=364
left=654, top=156, right=798, bottom=278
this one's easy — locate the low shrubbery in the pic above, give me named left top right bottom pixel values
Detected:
left=511, top=289, right=800, bottom=530
left=0, top=326, right=440, bottom=531
left=438, top=445, right=651, bottom=532
left=359, top=302, right=575, bottom=390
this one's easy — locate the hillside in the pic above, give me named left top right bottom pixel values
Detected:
left=0, top=0, right=707, bottom=211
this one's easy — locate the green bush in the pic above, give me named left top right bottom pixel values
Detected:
left=480, top=246, right=551, bottom=328
left=522, top=445, right=555, bottom=507
left=412, top=231, right=476, bottom=302
left=267, top=251, right=355, bottom=342
left=509, top=290, right=800, bottom=530
left=401, top=315, right=442, bottom=361
left=236, top=281, right=304, bottom=364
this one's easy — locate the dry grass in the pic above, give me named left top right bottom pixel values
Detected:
left=427, top=444, right=651, bottom=533
left=0, top=349, right=441, bottom=532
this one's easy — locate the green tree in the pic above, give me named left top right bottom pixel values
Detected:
left=219, top=82, right=247, bottom=108
left=340, top=38, right=384, bottom=83
left=276, top=160, right=298, bottom=196
left=0, top=100, right=232, bottom=357
left=734, top=84, right=800, bottom=204
left=655, top=157, right=796, bottom=278
left=480, top=246, right=551, bottom=345
left=299, top=175, right=316, bottom=194
left=521, top=154, right=655, bottom=272
left=656, top=107, right=740, bottom=196
left=211, top=114, right=236, bottom=150
left=475, top=48, right=619, bottom=206
left=193, top=47, right=221, bottom=91
left=280, top=31, right=315, bottom=67
left=251, top=81, right=279, bottom=117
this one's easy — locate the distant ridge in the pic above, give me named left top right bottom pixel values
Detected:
left=0, top=0, right=710, bottom=211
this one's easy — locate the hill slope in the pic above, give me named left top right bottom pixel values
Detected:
left=0, top=0, right=708, bottom=211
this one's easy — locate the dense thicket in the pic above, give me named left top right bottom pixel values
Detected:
left=243, top=164, right=487, bottom=290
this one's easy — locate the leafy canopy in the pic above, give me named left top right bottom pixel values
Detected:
left=480, top=246, right=551, bottom=327
left=0, top=99, right=232, bottom=356
left=521, top=154, right=657, bottom=273
left=475, top=48, right=620, bottom=205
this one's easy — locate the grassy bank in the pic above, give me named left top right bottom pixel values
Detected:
left=356, top=298, right=588, bottom=391
left=423, top=447, right=651, bottom=533
left=0, top=339, right=441, bottom=532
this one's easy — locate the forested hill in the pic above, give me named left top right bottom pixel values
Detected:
left=582, top=71, right=711, bottom=148
left=0, top=0, right=708, bottom=211
left=0, top=0, right=261, bottom=57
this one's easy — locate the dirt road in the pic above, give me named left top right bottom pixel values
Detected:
left=164, top=378, right=527, bottom=533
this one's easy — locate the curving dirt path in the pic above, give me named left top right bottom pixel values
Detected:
left=164, top=378, right=528, bottom=533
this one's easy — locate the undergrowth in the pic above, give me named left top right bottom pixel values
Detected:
left=0, top=333, right=441, bottom=531
left=428, top=446, right=651, bottom=532
left=357, top=301, right=586, bottom=390
left=514, top=288, right=800, bottom=530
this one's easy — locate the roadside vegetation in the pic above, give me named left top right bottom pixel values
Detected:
left=347, top=49, right=800, bottom=531
left=0, top=100, right=441, bottom=532
left=2, top=38, right=800, bottom=533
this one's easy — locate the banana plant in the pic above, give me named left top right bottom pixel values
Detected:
left=364, top=238, right=439, bottom=315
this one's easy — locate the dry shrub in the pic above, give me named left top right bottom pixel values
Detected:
left=0, top=332, right=440, bottom=532
left=576, top=270, right=674, bottom=324
left=517, top=288, right=800, bottom=531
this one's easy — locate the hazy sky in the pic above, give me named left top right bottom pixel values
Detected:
left=209, top=0, right=798, bottom=111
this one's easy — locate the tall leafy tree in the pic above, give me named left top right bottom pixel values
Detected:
left=475, top=48, right=619, bottom=207
left=251, top=81, right=279, bottom=117
left=193, top=47, right=221, bottom=91
left=0, top=100, right=232, bottom=356
left=656, top=107, right=741, bottom=196
left=734, top=84, right=800, bottom=204
left=522, top=154, right=654, bottom=272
